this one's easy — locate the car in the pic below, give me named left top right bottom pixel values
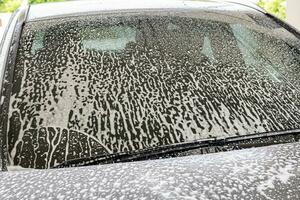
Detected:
left=0, top=0, right=300, bottom=199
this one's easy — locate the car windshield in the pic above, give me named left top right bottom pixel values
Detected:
left=6, top=10, right=300, bottom=169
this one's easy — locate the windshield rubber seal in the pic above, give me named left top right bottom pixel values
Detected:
left=265, top=12, right=300, bottom=40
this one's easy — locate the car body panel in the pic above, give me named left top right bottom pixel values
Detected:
left=0, top=4, right=29, bottom=171
left=0, top=142, right=299, bottom=199
left=27, top=0, right=264, bottom=22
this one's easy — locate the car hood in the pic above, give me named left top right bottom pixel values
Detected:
left=1, top=142, right=300, bottom=200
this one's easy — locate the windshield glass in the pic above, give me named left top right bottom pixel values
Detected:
left=6, top=10, right=300, bottom=169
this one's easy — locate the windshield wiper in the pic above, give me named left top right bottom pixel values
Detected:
left=53, top=129, right=300, bottom=168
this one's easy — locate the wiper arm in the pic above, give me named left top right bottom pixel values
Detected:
left=53, top=129, right=300, bottom=168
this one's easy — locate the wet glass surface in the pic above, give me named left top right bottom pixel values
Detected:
left=7, top=10, right=300, bottom=168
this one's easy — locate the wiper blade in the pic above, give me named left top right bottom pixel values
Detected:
left=219, top=128, right=300, bottom=142
left=52, top=137, right=217, bottom=168
left=53, top=129, right=300, bottom=168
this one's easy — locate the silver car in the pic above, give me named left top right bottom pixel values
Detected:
left=0, top=0, right=300, bottom=199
